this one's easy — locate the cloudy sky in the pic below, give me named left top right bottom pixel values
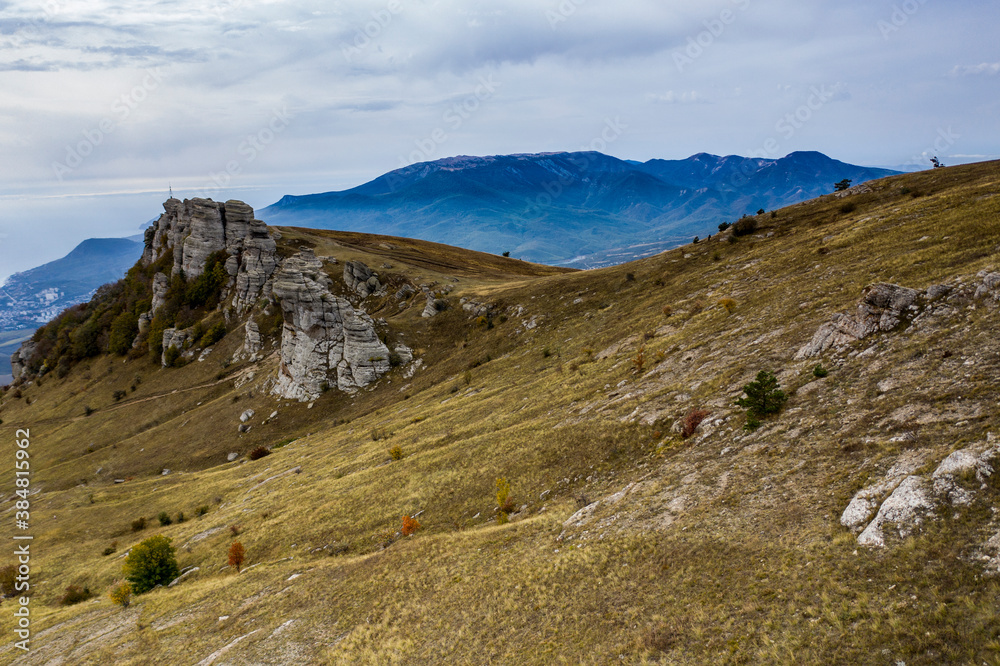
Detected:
left=0, top=0, right=997, bottom=282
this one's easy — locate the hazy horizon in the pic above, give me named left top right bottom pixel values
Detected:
left=2, top=0, right=997, bottom=283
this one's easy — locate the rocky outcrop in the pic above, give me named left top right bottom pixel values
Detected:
left=796, top=283, right=921, bottom=359
left=143, top=198, right=277, bottom=316
left=10, top=340, right=35, bottom=381
left=151, top=272, right=170, bottom=314
left=844, top=437, right=999, bottom=548
left=344, top=261, right=382, bottom=298
left=161, top=328, right=190, bottom=366
left=271, top=251, right=391, bottom=401
left=232, top=220, right=277, bottom=314
left=238, top=320, right=263, bottom=361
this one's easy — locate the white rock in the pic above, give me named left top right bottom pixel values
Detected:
left=857, top=476, right=932, bottom=548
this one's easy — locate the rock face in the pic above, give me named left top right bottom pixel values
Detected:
left=143, top=198, right=277, bottom=315
left=161, top=328, right=190, bottom=366
left=271, top=251, right=391, bottom=401
left=796, top=283, right=921, bottom=359
left=10, top=340, right=35, bottom=381
left=343, top=261, right=382, bottom=298
left=844, top=438, right=999, bottom=548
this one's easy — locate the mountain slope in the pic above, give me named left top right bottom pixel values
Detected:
left=261, top=151, right=898, bottom=267
left=1, top=161, right=999, bottom=664
left=0, top=237, right=144, bottom=332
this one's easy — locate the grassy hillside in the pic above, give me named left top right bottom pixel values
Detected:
left=1, top=161, right=999, bottom=664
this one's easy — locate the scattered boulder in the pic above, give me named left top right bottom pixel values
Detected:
left=856, top=476, right=933, bottom=548
left=344, top=261, right=382, bottom=298
left=227, top=452, right=240, bottom=462
left=240, top=409, right=255, bottom=423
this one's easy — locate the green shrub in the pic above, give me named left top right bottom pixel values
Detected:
left=195, top=505, right=210, bottom=518
left=735, top=370, right=787, bottom=430
left=199, top=321, right=227, bottom=348
left=163, top=345, right=182, bottom=367
left=157, top=511, right=172, bottom=527
left=122, top=535, right=180, bottom=594
left=812, top=364, right=829, bottom=378
left=131, top=517, right=147, bottom=532
left=496, top=477, right=515, bottom=524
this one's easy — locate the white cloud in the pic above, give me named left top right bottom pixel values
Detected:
left=949, top=62, right=1000, bottom=78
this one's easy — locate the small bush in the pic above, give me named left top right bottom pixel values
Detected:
left=661, top=305, right=673, bottom=317
left=131, top=517, right=147, bottom=532
left=731, top=216, right=757, bottom=237
left=84, top=405, right=95, bottom=416
left=199, top=321, right=227, bottom=348
left=812, top=364, right=829, bottom=378
left=195, top=505, right=209, bottom=518
left=718, top=298, right=736, bottom=314
left=108, top=581, right=132, bottom=608
left=102, top=542, right=118, bottom=556
left=370, top=428, right=390, bottom=442
left=496, top=477, right=515, bottom=524
left=122, top=535, right=179, bottom=594
left=401, top=515, right=421, bottom=536
left=692, top=236, right=699, bottom=244
left=230, top=525, right=241, bottom=537
left=389, top=445, right=404, bottom=461
left=113, top=389, right=127, bottom=402
left=839, top=201, right=857, bottom=214
left=163, top=345, right=182, bottom=367
left=502, top=251, right=510, bottom=257
left=228, top=541, right=245, bottom=573
left=157, top=511, right=172, bottom=527
left=632, top=346, right=645, bottom=374
left=60, top=585, right=93, bottom=606
left=718, top=222, right=731, bottom=232
left=248, top=446, right=271, bottom=461
left=681, top=408, right=710, bottom=439
left=542, top=347, right=552, bottom=358
left=176, top=511, right=186, bottom=524
left=689, top=299, right=706, bottom=316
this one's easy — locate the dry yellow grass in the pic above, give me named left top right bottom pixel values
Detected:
left=1, top=161, right=1000, bottom=663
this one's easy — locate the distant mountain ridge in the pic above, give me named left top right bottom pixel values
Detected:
left=261, top=151, right=898, bottom=267
left=0, top=236, right=144, bottom=333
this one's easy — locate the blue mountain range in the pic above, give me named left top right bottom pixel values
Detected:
left=261, top=151, right=898, bottom=267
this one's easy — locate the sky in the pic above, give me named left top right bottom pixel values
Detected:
left=0, top=0, right=998, bottom=283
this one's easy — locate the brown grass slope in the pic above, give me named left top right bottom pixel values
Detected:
left=1, top=160, right=999, bottom=664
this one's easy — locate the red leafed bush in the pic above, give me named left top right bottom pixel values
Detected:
left=681, top=409, right=710, bottom=439
left=401, top=515, right=421, bottom=537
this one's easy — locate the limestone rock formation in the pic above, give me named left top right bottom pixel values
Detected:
left=271, top=250, right=391, bottom=401
left=151, top=273, right=170, bottom=314
left=844, top=437, right=999, bottom=548
left=795, top=283, right=921, bottom=359
left=143, top=198, right=277, bottom=316
left=161, top=328, right=190, bottom=366
left=344, top=261, right=382, bottom=298
left=10, top=340, right=35, bottom=381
